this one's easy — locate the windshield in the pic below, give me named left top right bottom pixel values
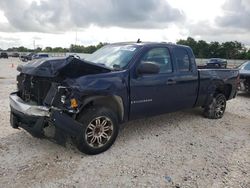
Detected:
left=85, top=44, right=141, bottom=69
left=210, top=59, right=217, bottom=62
left=209, top=59, right=221, bottom=63
left=240, top=62, right=250, bottom=70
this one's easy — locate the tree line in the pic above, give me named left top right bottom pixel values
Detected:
left=177, top=37, right=250, bottom=59
left=4, top=38, right=250, bottom=59
left=5, top=42, right=107, bottom=54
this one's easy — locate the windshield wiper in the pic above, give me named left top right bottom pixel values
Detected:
left=96, top=63, right=106, bottom=66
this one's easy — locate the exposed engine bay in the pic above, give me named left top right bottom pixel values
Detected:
left=16, top=56, right=111, bottom=109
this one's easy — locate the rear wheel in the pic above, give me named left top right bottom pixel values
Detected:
left=75, top=106, right=119, bottom=155
left=203, top=93, right=227, bottom=119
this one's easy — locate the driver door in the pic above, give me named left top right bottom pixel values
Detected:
left=129, top=47, right=178, bottom=119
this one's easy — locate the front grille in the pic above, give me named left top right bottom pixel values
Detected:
left=17, top=74, right=52, bottom=105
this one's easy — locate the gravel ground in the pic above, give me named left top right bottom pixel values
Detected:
left=0, top=58, right=250, bottom=188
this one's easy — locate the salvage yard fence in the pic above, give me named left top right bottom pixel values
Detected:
left=196, top=58, right=246, bottom=68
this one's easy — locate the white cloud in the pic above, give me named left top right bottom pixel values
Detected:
left=0, top=0, right=185, bottom=32
left=167, top=0, right=226, bottom=23
left=0, top=25, right=186, bottom=49
left=0, top=0, right=250, bottom=49
left=186, top=0, right=250, bottom=45
left=217, top=0, right=250, bottom=30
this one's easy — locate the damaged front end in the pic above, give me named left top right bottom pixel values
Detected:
left=10, top=56, right=111, bottom=144
left=9, top=91, right=83, bottom=145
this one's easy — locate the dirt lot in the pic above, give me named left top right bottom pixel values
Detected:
left=0, top=58, right=249, bottom=188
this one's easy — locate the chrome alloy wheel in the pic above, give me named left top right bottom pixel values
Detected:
left=85, top=116, right=114, bottom=148
left=214, top=96, right=226, bottom=118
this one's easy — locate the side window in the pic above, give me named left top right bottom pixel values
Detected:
left=175, top=48, right=191, bottom=72
left=141, top=48, right=172, bottom=73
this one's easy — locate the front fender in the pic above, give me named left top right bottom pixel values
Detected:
left=64, top=71, right=129, bottom=122
left=80, top=95, right=125, bottom=122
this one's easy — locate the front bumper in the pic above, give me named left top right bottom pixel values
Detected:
left=9, top=92, right=82, bottom=144
left=10, top=93, right=50, bottom=117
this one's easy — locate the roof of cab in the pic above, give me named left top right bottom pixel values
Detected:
left=110, top=41, right=191, bottom=49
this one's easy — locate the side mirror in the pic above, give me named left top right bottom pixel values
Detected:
left=137, top=62, right=160, bottom=75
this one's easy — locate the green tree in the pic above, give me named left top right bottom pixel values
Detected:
left=96, top=42, right=108, bottom=50
left=197, top=40, right=209, bottom=58
left=220, top=41, right=245, bottom=59
left=69, top=43, right=105, bottom=53
left=43, top=47, right=52, bottom=52
left=17, top=46, right=30, bottom=52
left=177, top=37, right=249, bottom=59
left=246, top=49, right=250, bottom=59
left=52, top=47, right=68, bottom=53
left=83, top=45, right=97, bottom=53
left=34, top=47, right=42, bottom=53
left=177, top=37, right=198, bottom=56
left=70, top=44, right=85, bottom=53
left=208, top=42, right=221, bottom=58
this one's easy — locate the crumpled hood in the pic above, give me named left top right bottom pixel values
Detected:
left=17, top=56, right=111, bottom=78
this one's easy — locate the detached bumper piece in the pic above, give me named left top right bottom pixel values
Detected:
left=50, top=110, right=82, bottom=145
left=9, top=92, right=82, bottom=145
left=10, top=110, right=46, bottom=138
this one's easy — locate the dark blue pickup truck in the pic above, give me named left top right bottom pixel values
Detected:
left=10, top=42, right=239, bottom=154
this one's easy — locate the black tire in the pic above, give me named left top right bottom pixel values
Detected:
left=203, top=93, right=227, bottom=119
left=75, top=106, right=119, bottom=155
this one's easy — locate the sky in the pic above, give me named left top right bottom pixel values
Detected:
left=0, top=0, right=249, bottom=49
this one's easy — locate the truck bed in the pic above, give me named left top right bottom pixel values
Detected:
left=195, top=68, right=239, bottom=107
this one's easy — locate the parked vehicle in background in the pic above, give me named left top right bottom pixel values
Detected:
left=20, top=53, right=35, bottom=62
left=239, top=61, right=250, bottom=93
left=9, top=42, right=239, bottom=155
left=206, top=58, right=227, bottom=68
left=0, top=52, right=8, bottom=59
left=10, top=52, right=20, bottom=58
left=32, top=53, right=49, bottom=59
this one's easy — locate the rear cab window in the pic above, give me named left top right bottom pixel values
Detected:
left=174, top=48, right=191, bottom=72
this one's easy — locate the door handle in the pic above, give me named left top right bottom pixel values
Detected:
left=166, top=79, right=176, bottom=85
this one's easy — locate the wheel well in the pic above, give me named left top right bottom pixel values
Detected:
left=79, top=96, right=124, bottom=123
left=215, top=84, right=232, bottom=100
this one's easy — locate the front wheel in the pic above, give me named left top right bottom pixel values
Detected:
left=75, top=106, right=119, bottom=155
left=203, top=93, right=227, bottom=119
